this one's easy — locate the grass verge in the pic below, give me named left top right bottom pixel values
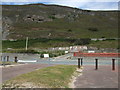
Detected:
left=0, top=61, right=17, bottom=65
left=88, top=40, right=119, bottom=49
left=2, top=65, right=77, bottom=88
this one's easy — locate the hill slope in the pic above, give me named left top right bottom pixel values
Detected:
left=2, top=4, right=118, bottom=40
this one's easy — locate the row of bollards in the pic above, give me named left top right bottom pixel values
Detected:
left=78, top=58, right=116, bottom=71
left=1, top=56, right=18, bottom=63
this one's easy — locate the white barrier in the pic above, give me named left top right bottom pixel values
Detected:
left=18, top=60, right=37, bottom=63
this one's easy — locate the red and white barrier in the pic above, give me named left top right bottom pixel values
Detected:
left=74, top=52, right=120, bottom=57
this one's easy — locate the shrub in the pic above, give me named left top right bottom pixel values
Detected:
left=88, top=27, right=98, bottom=32
left=74, top=38, right=91, bottom=45
left=40, top=54, right=44, bottom=58
left=49, top=16, right=56, bottom=19
left=17, top=49, right=39, bottom=54
left=67, top=29, right=72, bottom=32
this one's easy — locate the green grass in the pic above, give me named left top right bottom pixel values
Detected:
left=3, top=5, right=118, bottom=39
left=3, top=65, right=77, bottom=88
left=0, top=61, right=17, bottom=65
left=2, top=38, right=78, bottom=50
left=2, top=38, right=72, bottom=49
left=88, top=40, right=119, bottom=49
left=2, top=39, right=118, bottom=50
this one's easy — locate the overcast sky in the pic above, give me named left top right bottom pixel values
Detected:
left=1, top=0, right=119, bottom=10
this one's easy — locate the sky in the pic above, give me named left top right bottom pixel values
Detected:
left=0, top=0, right=119, bottom=10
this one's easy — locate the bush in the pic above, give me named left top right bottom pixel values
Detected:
left=40, top=54, right=44, bottom=58
left=74, top=38, right=91, bottom=45
left=49, top=16, right=56, bottom=19
left=49, top=53, right=54, bottom=58
left=88, top=27, right=98, bottom=32
left=62, top=52, right=65, bottom=55
left=67, top=29, right=72, bottom=32
left=17, top=49, right=39, bottom=54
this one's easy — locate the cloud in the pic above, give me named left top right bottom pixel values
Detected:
left=1, top=0, right=119, bottom=10
left=1, top=0, right=120, bottom=2
left=80, top=2, right=118, bottom=10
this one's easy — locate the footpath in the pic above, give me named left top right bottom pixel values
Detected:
left=74, top=65, right=118, bottom=88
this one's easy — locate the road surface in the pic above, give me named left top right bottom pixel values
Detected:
left=74, top=65, right=118, bottom=88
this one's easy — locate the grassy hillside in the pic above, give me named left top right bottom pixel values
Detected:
left=2, top=38, right=118, bottom=50
left=2, top=38, right=87, bottom=49
left=87, top=40, right=119, bottom=49
left=2, top=4, right=118, bottom=40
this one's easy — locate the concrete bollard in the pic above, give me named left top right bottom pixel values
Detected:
left=112, top=59, right=115, bottom=70
left=78, top=58, right=80, bottom=68
left=95, top=59, right=98, bottom=70
left=14, top=57, right=18, bottom=63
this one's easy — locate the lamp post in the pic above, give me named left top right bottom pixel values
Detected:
left=26, top=37, right=28, bottom=50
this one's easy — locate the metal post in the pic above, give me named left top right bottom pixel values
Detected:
left=95, top=59, right=98, bottom=70
left=7, top=56, right=9, bottom=62
left=78, top=58, right=80, bottom=68
left=81, top=58, right=83, bottom=66
left=112, top=59, right=115, bottom=70
left=3, top=56, right=6, bottom=67
left=15, top=57, right=18, bottom=63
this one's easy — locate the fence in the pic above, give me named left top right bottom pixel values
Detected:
left=74, top=52, right=120, bottom=57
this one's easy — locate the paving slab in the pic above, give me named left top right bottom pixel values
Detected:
left=74, top=65, right=118, bottom=88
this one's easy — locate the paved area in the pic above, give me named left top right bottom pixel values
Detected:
left=1, top=53, right=119, bottom=88
left=2, top=64, right=54, bottom=83
left=74, top=65, right=118, bottom=88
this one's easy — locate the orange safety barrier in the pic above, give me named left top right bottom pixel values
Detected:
left=74, top=52, right=120, bottom=57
